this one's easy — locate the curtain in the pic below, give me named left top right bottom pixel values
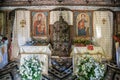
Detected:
left=93, top=11, right=113, bottom=60
left=12, top=10, right=30, bottom=59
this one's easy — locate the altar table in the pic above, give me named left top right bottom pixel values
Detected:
left=71, top=46, right=106, bottom=74
left=20, top=53, right=48, bottom=75
left=19, top=45, right=52, bottom=75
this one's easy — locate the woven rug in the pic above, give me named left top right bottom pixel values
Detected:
left=48, top=57, right=75, bottom=80
left=0, top=61, right=20, bottom=80
left=0, top=59, right=116, bottom=80
left=0, top=73, right=12, bottom=80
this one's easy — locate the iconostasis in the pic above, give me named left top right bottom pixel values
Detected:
left=0, top=8, right=115, bottom=60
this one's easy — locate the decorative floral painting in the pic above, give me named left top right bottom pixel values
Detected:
left=74, top=11, right=93, bottom=37
left=32, top=11, right=48, bottom=39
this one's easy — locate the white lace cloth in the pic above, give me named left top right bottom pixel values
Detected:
left=71, top=46, right=105, bottom=56
left=20, top=45, right=51, bottom=56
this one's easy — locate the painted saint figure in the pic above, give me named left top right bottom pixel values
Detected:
left=33, top=13, right=45, bottom=36
left=78, top=14, right=88, bottom=36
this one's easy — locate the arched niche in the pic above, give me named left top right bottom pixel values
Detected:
left=49, top=7, right=74, bottom=40
left=93, top=9, right=114, bottom=61
left=50, top=7, right=73, bottom=25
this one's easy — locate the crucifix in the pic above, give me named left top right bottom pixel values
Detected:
left=20, top=19, right=26, bottom=38
left=102, top=18, right=106, bottom=24
left=20, top=19, right=26, bottom=27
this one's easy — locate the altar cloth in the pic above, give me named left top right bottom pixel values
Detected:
left=20, top=44, right=51, bottom=56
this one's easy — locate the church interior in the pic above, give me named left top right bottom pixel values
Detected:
left=0, top=0, right=120, bottom=80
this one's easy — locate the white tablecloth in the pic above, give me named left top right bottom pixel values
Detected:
left=71, top=46, right=105, bottom=56
left=20, top=45, right=51, bottom=56
left=19, top=44, right=52, bottom=71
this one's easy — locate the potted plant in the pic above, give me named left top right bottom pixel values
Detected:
left=19, top=56, right=43, bottom=80
left=76, top=54, right=105, bottom=80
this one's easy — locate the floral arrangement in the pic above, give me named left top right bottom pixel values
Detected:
left=73, top=38, right=91, bottom=46
left=20, top=56, right=43, bottom=80
left=76, top=55, right=105, bottom=80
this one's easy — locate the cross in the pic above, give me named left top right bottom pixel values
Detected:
left=20, top=19, right=26, bottom=27
left=102, top=18, right=106, bottom=24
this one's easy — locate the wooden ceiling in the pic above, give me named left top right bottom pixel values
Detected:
left=0, top=0, right=120, bottom=7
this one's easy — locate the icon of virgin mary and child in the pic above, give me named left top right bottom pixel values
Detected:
left=33, top=13, right=46, bottom=36
left=78, top=14, right=89, bottom=36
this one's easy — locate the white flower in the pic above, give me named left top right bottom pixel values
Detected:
left=19, top=56, right=43, bottom=80
left=77, top=55, right=105, bottom=80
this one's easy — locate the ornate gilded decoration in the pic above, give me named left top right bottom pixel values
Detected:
left=20, top=19, right=26, bottom=27
left=102, top=18, right=106, bottom=24
left=52, top=16, right=71, bottom=57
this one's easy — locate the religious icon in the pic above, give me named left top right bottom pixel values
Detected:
left=76, top=12, right=92, bottom=37
left=78, top=14, right=88, bottom=36
left=32, top=12, right=47, bottom=38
